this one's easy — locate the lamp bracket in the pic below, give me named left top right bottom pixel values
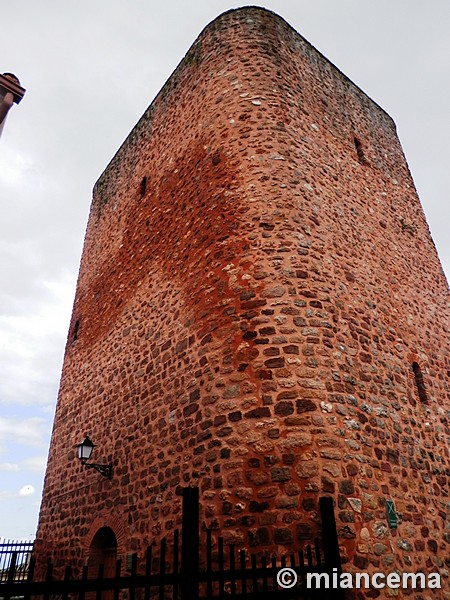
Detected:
left=84, top=462, right=113, bottom=479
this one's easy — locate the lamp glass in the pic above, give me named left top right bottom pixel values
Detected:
left=77, top=436, right=95, bottom=461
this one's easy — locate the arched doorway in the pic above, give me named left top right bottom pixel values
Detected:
left=88, top=526, right=117, bottom=578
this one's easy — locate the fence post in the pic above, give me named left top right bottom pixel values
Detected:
left=319, top=496, right=345, bottom=599
left=181, top=486, right=199, bottom=600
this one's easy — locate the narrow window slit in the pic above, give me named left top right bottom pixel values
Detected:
left=72, top=319, right=80, bottom=343
left=354, top=137, right=368, bottom=165
left=412, top=362, right=429, bottom=404
left=140, top=176, right=147, bottom=198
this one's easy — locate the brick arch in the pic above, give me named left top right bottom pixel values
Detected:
left=84, top=513, right=128, bottom=562
left=406, top=351, right=428, bottom=378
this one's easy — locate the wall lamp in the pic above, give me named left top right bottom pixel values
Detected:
left=76, top=436, right=113, bottom=479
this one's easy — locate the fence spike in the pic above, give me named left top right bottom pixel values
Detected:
left=240, top=549, right=247, bottom=596
left=96, top=563, right=104, bottom=600
left=206, top=529, right=212, bottom=598
left=173, top=531, right=179, bottom=600
left=261, top=556, right=268, bottom=593
left=79, top=564, right=88, bottom=600
left=7, top=551, right=17, bottom=584
left=229, top=544, right=236, bottom=596
left=130, top=553, right=137, bottom=600
left=114, top=558, right=121, bottom=600
left=271, top=557, right=277, bottom=592
left=251, top=554, right=257, bottom=593
left=218, top=537, right=224, bottom=600
left=62, top=565, right=71, bottom=600
left=315, top=537, right=322, bottom=567
left=43, top=561, right=53, bottom=600
left=159, top=540, right=166, bottom=600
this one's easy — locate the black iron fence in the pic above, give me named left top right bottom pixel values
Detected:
left=0, top=492, right=344, bottom=599
left=0, top=539, right=34, bottom=582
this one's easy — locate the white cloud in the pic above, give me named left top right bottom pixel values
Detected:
left=0, top=151, right=41, bottom=188
left=0, top=274, right=75, bottom=408
left=0, top=455, right=47, bottom=473
left=20, top=456, right=48, bottom=473
left=19, top=485, right=35, bottom=497
left=0, top=484, right=37, bottom=502
left=0, top=417, right=48, bottom=448
left=0, top=457, right=46, bottom=473
left=0, top=462, right=20, bottom=472
left=0, top=490, right=14, bottom=500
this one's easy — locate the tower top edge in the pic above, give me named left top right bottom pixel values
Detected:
left=202, top=5, right=395, bottom=125
left=94, top=5, right=396, bottom=192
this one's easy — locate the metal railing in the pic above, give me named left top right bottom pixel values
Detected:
left=0, top=540, right=34, bottom=583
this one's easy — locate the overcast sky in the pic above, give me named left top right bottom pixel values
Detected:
left=0, top=0, right=448, bottom=540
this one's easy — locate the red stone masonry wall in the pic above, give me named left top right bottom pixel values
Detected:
left=36, top=7, right=450, bottom=596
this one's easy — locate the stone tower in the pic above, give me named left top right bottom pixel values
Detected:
left=36, top=6, right=450, bottom=589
